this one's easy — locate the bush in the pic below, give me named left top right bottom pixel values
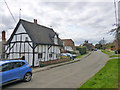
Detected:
left=117, top=50, right=120, bottom=54
left=69, top=51, right=77, bottom=54
left=76, top=46, right=87, bottom=55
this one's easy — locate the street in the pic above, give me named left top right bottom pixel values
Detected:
left=3, top=50, right=109, bottom=88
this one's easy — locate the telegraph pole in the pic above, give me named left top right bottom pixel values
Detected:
left=117, top=1, right=120, bottom=53
left=114, top=0, right=120, bottom=53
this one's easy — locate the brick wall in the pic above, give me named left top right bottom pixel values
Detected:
left=39, top=58, right=70, bottom=67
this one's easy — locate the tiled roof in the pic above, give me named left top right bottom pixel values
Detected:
left=7, top=19, right=63, bottom=46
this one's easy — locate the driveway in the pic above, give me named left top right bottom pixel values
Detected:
left=3, top=50, right=109, bottom=88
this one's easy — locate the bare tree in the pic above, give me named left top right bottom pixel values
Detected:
left=110, top=27, right=120, bottom=51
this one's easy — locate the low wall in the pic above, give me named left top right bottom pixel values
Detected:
left=39, top=58, right=70, bottom=67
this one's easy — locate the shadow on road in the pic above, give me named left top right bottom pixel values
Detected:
left=2, top=80, right=23, bottom=89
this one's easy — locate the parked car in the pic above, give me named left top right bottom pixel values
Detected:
left=61, top=53, right=77, bottom=60
left=94, top=48, right=97, bottom=51
left=0, top=60, right=32, bottom=86
left=66, top=53, right=73, bottom=57
left=72, top=54, right=77, bottom=59
left=61, top=53, right=68, bottom=57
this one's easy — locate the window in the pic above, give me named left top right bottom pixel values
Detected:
left=49, top=54, right=52, bottom=58
left=54, top=35, right=58, bottom=44
left=0, top=66, right=2, bottom=72
left=13, top=62, right=25, bottom=68
left=2, top=63, right=13, bottom=72
left=38, top=53, right=42, bottom=59
left=56, top=54, right=60, bottom=58
left=25, top=37, right=28, bottom=41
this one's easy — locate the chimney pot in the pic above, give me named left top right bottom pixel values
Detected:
left=34, top=19, right=37, bottom=24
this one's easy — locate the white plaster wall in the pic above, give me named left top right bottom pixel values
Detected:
left=6, top=24, right=33, bottom=66
left=15, top=24, right=26, bottom=34
left=65, top=46, right=73, bottom=51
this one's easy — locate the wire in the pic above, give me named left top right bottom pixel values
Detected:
left=4, top=0, right=16, bottom=22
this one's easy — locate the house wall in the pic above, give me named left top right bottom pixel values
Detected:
left=64, top=46, right=73, bottom=51
left=34, top=45, right=61, bottom=66
left=5, top=24, right=61, bottom=66
left=5, top=24, right=33, bottom=65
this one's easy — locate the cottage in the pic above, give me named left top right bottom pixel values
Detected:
left=61, top=39, right=75, bottom=52
left=4, top=19, right=63, bottom=67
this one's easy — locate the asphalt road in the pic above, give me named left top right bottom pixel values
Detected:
left=3, top=50, right=109, bottom=88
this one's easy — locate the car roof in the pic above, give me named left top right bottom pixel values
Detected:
left=0, top=60, right=26, bottom=65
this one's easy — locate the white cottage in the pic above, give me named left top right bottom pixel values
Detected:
left=4, top=19, right=63, bottom=67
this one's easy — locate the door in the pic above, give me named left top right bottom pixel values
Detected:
left=10, top=62, right=26, bottom=79
left=1, top=63, right=14, bottom=83
left=1, top=62, right=26, bottom=84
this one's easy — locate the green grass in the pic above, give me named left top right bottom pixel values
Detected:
left=109, top=55, right=119, bottom=58
left=79, top=58, right=119, bottom=88
left=101, top=50, right=113, bottom=55
left=70, top=59, right=74, bottom=61
left=76, top=52, right=88, bottom=58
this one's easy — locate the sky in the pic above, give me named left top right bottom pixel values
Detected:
left=0, top=0, right=119, bottom=46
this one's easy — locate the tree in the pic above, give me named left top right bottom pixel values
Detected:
left=110, top=27, right=120, bottom=51
left=95, top=44, right=102, bottom=49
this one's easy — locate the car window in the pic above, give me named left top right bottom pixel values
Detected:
left=13, top=62, right=25, bottom=69
left=0, top=66, right=2, bottom=72
left=2, top=63, right=13, bottom=72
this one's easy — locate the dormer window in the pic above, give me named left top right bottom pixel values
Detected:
left=54, top=35, right=58, bottom=45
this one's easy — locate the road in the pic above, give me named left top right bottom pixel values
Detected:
left=3, top=50, right=109, bottom=88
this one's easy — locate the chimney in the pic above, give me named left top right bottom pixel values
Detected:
left=2, top=31, right=6, bottom=59
left=2, top=31, right=6, bottom=42
left=34, top=19, right=37, bottom=24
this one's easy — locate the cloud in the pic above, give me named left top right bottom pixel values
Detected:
left=0, top=0, right=116, bottom=46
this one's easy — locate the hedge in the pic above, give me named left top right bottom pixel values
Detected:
left=76, top=46, right=87, bottom=55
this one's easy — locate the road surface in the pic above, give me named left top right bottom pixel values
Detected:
left=3, top=50, right=109, bottom=88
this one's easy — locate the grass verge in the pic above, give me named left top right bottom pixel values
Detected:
left=101, top=50, right=113, bottom=55
left=109, top=55, right=120, bottom=58
left=79, top=58, right=119, bottom=88
left=77, top=52, right=88, bottom=58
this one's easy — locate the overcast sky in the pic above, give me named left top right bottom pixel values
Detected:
left=0, top=0, right=118, bottom=45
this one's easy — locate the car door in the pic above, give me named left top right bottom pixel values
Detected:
left=11, top=62, right=26, bottom=79
left=2, top=62, right=14, bottom=83
left=0, top=65, right=2, bottom=85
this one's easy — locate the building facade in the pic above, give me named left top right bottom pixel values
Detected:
left=61, top=39, right=75, bottom=52
left=4, top=19, right=63, bottom=67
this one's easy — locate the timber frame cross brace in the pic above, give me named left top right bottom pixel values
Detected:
left=48, top=45, right=52, bottom=50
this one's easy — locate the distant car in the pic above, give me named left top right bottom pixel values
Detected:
left=94, top=48, right=97, bottom=51
left=66, top=53, right=73, bottom=57
left=66, top=53, right=77, bottom=60
left=0, top=60, right=32, bottom=86
left=72, top=54, right=77, bottom=58
left=61, top=53, right=68, bottom=57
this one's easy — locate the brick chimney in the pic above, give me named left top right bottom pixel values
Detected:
left=2, top=31, right=6, bottom=59
left=34, top=19, right=37, bottom=24
left=2, top=31, right=6, bottom=42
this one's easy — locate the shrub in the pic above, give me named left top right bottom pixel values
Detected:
left=76, top=46, right=87, bottom=55
left=117, top=50, right=120, bottom=54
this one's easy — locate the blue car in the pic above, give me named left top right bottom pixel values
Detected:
left=0, top=60, right=32, bottom=86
